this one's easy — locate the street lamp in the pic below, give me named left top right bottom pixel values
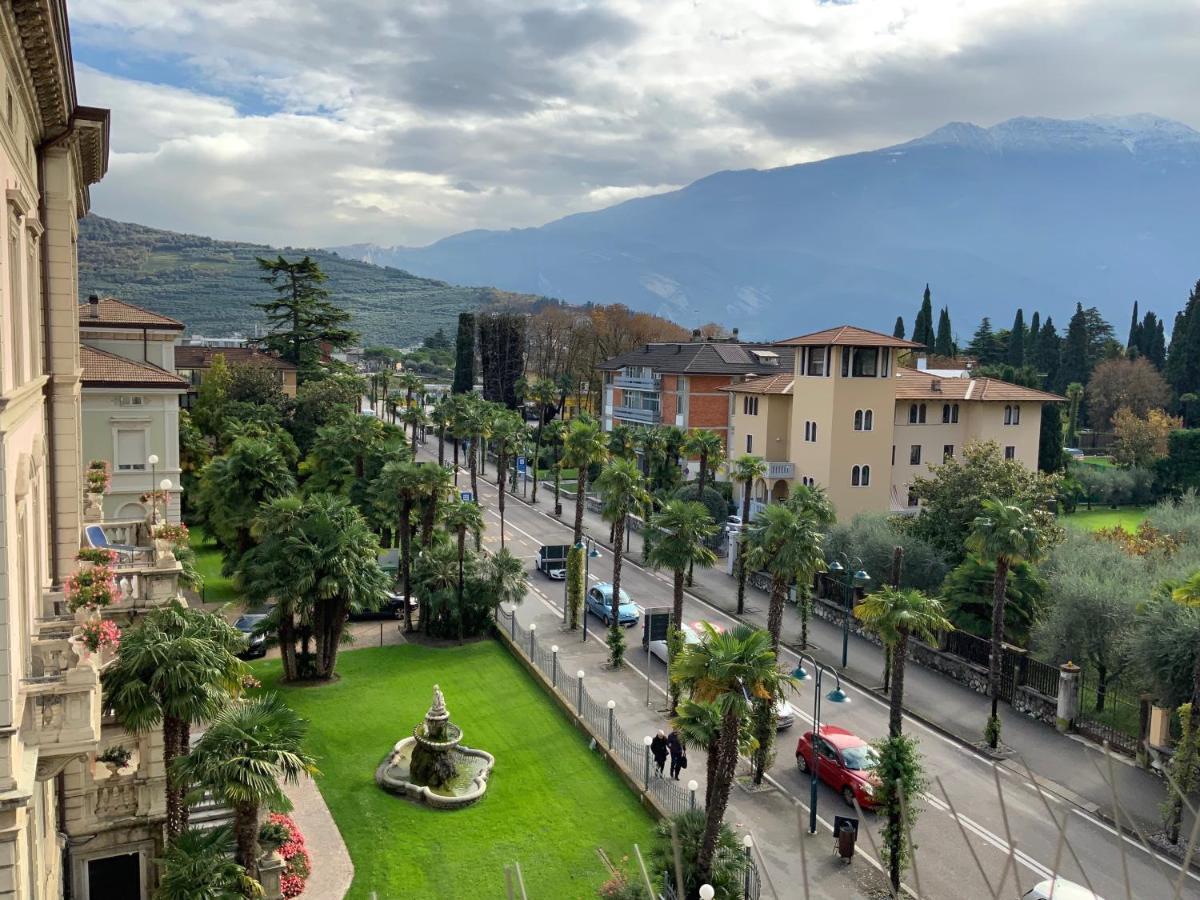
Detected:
left=827, top=556, right=870, bottom=668
left=576, top=539, right=601, bottom=642
left=792, top=653, right=850, bottom=834
left=699, top=886, right=715, bottom=900
left=147, top=454, right=159, bottom=526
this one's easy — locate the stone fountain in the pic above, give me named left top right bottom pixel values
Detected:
left=375, top=685, right=494, bottom=809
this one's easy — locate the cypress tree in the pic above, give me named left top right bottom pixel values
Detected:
left=452, top=312, right=477, bottom=394
left=893, top=316, right=906, bottom=339
left=1060, top=303, right=1090, bottom=391
left=1037, top=318, right=1061, bottom=390
left=1149, top=315, right=1167, bottom=370
left=1038, top=402, right=1065, bottom=472
left=934, top=308, right=953, bottom=357
left=913, top=284, right=934, bottom=348
left=1167, top=282, right=1200, bottom=395
left=1127, top=301, right=1140, bottom=356
left=1029, top=311, right=1041, bottom=346
left=1007, top=309, right=1026, bottom=367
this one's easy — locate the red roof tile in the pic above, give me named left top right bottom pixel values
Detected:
left=79, top=297, right=184, bottom=329
left=80, top=345, right=187, bottom=388
left=776, top=325, right=923, bottom=348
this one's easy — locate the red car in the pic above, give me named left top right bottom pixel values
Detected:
left=795, top=725, right=881, bottom=809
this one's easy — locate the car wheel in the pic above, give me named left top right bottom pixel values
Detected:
left=393, top=607, right=403, bottom=620
left=796, top=754, right=809, bottom=774
left=842, top=786, right=857, bottom=807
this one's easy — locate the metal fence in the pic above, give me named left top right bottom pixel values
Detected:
left=1024, top=657, right=1060, bottom=698
left=943, top=629, right=991, bottom=669
left=1076, top=668, right=1140, bottom=756
left=494, top=604, right=706, bottom=822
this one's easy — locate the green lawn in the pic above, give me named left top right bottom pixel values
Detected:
left=1063, top=506, right=1148, bottom=532
left=252, top=643, right=656, bottom=899
left=189, top=526, right=239, bottom=605
left=1077, top=456, right=1115, bottom=467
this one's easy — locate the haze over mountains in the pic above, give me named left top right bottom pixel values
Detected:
left=333, top=115, right=1200, bottom=340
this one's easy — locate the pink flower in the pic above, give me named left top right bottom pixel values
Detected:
left=79, top=619, right=121, bottom=652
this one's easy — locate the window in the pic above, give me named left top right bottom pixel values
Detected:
left=1005, top=445, right=1016, bottom=460
left=910, top=445, right=922, bottom=465
left=810, top=422, right=817, bottom=443
left=861, top=465, right=870, bottom=486
left=746, top=434, right=753, bottom=453
left=851, top=465, right=861, bottom=486
left=806, top=347, right=827, bottom=377
left=918, top=404, right=927, bottom=423
left=1004, top=405, right=1012, bottom=425
left=950, top=403, right=959, bottom=423
left=854, top=410, right=863, bottom=430
left=851, top=347, right=879, bottom=378
left=118, top=396, right=146, bottom=407
left=891, top=445, right=896, bottom=465
left=116, top=430, right=148, bottom=471
left=908, top=490, right=919, bottom=507
left=803, top=421, right=816, bottom=442
left=942, top=403, right=951, bottom=423
left=943, top=444, right=955, bottom=459
left=742, top=396, right=759, bottom=416
left=853, top=409, right=873, bottom=431
left=864, top=410, right=873, bottom=431
left=909, top=403, right=927, bottom=424
left=841, top=347, right=850, bottom=378
left=1012, top=405, right=1020, bottom=425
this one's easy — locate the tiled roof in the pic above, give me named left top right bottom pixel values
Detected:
left=78, top=297, right=184, bottom=329
left=597, top=342, right=794, bottom=376
left=175, top=346, right=297, bottom=370
left=776, top=325, right=923, bottom=348
left=894, top=367, right=1064, bottom=402
left=80, top=345, right=188, bottom=388
left=719, top=373, right=795, bottom=395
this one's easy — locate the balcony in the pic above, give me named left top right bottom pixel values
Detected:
left=22, top=619, right=103, bottom=761
left=612, top=405, right=659, bottom=424
left=766, top=461, right=795, bottom=480
left=613, top=374, right=660, bottom=391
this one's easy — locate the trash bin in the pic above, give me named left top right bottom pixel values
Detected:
left=833, top=815, right=858, bottom=864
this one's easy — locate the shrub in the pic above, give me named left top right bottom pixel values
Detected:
left=673, top=483, right=728, bottom=524
left=650, top=810, right=743, bottom=900
left=1070, top=462, right=1155, bottom=507
left=77, top=547, right=118, bottom=566
left=823, top=513, right=949, bottom=594
left=1157, top=430, right=1200, bottom=496
left=96, top=745, right=132, bottom=767
left=940, top=555, right=1043, bottom=646
left=265, top=814, right=311, bottom=898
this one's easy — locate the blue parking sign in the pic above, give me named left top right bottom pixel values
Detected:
left=517, top=456, right=527, bottom=474
left=460, top=491, right=474, bottom=503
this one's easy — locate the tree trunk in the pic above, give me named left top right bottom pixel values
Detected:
left=697, top=450, right=708, bottom=496
left=884, top=547, right=903, bottom=694
left=988, top=556, right=1011, bottom=747
left=410, top=420, right=418, bottom=453
left=767, top=578, right=785, bottom=657
left=553, top=444, right=563, bottom=516
left=421, top=494, right=438, bottom=549
left=889, top=631, right=908, bottom=739
left=573, top=469, right=587, bottom=543
left=233, top=801, right=261, bottom=882
left=452, top=439, right=459, bottom=478
left=670, top=569, right=685, bottom=715
left=611, top=517, right=626, bottom=626
left=162, top=715, right=186, bottom=839
left=279, top=611, right=297, bottom=681
left=400, top=502, right=414, bottom=632
left=697, top=704, right=742, bottom=885
left=438, top=424, right=446, bottom=466
left=1096, top=663, right=1108, bottom=714
left=457, top=530, right=466, bottom=643
left=532, top=422, right=543, bottom=504
left=498, top=451, right=507, bottom=549
left=736, top=485, right=753, bottom=614
left=469, top=443, right=480, bottom=502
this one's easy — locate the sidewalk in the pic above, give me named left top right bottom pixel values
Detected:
left=538, top=478, right=1175, bottom=837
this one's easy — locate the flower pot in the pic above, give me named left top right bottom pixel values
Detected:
left=74, top=606, right=99, bottom=626
left=84, top=492, right=105, bottom=523
left=68, top=635, right=93, bottom=664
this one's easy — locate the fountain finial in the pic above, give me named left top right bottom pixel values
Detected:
left=430, top=684, right=448, bottom=719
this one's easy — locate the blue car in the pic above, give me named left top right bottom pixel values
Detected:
left=586, top=583, right=640, bottom=627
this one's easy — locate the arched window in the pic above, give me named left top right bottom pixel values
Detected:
left=811, top=422, right=817, bottom=442
left=909, top=404, right=918, bottom=424
left=861, top=465, right=871, bottom=486
left=942, top=403, right=951, bottom=424
left=951, top=403, right=959, bottom=423
left=1004, top=405, right=1012, bottom=425
left=851, top=465, right=861, bottom=487
left=854, top=410, right=863, bottom=431
left=864, top=410, right=873, bottom=431
left=1012, top=405, right=1020, bottom=425
left=804, top=421, right=811, bottom=441
left=918, top=404, right=927, bottom=424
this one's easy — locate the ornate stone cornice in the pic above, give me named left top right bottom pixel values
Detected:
left=9, top=0, right=73, bottom=134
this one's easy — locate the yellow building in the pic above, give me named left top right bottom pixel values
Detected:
left=723, top=326, right=1062, bottom=521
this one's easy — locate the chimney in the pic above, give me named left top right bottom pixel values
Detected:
left=916, top=355, right=928, bottom=372
left=731, top=328, right=739, bottom=342
left=691, top=328, right=702, bottom=342
left=88, top=294, right=100, bottom=319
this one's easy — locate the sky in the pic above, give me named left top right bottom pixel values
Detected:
left=72, top=0, right=1200, bottom=249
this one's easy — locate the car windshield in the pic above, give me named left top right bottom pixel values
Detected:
left=840, top=744, right=878, bottom=770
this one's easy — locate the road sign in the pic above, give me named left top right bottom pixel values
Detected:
left=517, top=456, right=527, bottom=474
left=460, top=491, right=474, bottom=503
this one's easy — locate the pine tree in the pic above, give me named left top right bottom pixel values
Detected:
left=1007, top=309, right=1026, bottom=367
left=893, top=316, right=906, bottom=339
left=1149, top=315, right=1167, bottom=370
left=1127, top=301, right=1141, bottom=356
left=1167, top=282, right=1200, bottom=395
left=1037, top=318, right=1061, bottom=390
left=452, top=312, right=477, bottom=394
left=254, top=255, right=356, bottom=381
left=1060, top=303, right=1091, bottom=391
left=966, top=318, right=1001, bottom=366
left=934, top=308, right=953, bottom=357
left=913, top=285, right=934, bottom=348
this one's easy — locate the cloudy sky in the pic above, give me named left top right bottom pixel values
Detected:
left=72, top=0, right=1200, bottom=249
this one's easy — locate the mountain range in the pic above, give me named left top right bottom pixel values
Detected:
left=77, top=216, right=543, bottom=346
left=332, top=114, right=1200, bottom=339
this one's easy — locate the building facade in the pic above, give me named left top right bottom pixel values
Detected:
left=79, top=298, right=187, bottom=522
left=175, top=344, right=298, bottom=406
left=722, top=326, right=1062, bottom=521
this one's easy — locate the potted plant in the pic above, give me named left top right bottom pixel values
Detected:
left=140, top=489, right=170, bottom=524
left=95, top=745, right=133, bottom=776
left=151, top=522, right=189, bottom=564
left=77, top=547, right=117, bottom=571
left=65, top=565, right=118, bottom=622
left=84, top=461, right=110, bottom=521
left=78, top=618, right=121, bottom=662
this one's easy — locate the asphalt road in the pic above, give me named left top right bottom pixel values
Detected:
left=436, top=448, right=1200, bottom=900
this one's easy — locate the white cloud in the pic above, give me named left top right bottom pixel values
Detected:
left=74, top=0, right=1200, bottom=247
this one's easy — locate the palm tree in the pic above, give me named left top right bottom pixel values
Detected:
left=855, top=587, right=952, bottom=739
left=967, top=498, right=1044, bottom=748
left=102, top=603, right=246, bottom=839
left=608, top=423, right=637, bottom=460
left=783, top=482, right=836, bottom=528
left=684, top=429, right=725, bottom=496
left=399, top=371, right=424, bottom=408
left=647, top=500, right=718, bottom=711
left=174, top=694, right=318, bottom=883
left=730, top=455, right=767, bottom=615
left=542, top=419, right=567, bottom=517
left=431, top=397, right=453, bottom=467
left=672, top=624, right=786, bottom=884
left=562, top=415, right=609, bottom=543
left=490, top=411, right=526, bottom=548
left=483, top=546, right=529, bottom=615
left=673, top=698, right=757, bottom=809
left=400, top=404, right=429, bottom=454
left=241, top=494, right=390, bottom=680
left=154, top=826, right=262, bottom=900
left=416, top=462, right=455, bottom=548
left=370, top=460, right=424, bottom=631
left=595, top=457, right=650, bottom=667
left=197, top=436, right=297, bottom=565
left=527, top=378, right=560, bottom=504
left=744, top=503, right=826, bottom=655
left=442, top=500, right=485, bottom=641
left=459, top=398, right=489, bottom=500
left=300, top=413, right=388, bottom=491
left=447, top=395, right=470, bottom=481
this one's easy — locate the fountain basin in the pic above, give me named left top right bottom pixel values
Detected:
left=375, top=737, right=495, bottom=809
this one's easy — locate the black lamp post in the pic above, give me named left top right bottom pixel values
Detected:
left=828, top=556, right=870, bottom=668
left=792, top=655, right=850, bottom=834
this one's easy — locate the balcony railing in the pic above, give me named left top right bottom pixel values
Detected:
left=21, top=632, right=103, bottom=759
left=612, top=405, right=659, bottom=424
left=766, top=461, right=795, bottom=479
left=613, top=374, right=660, bottom=391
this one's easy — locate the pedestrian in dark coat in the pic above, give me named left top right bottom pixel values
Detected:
left=666, top=729, right=685, bottom=780
left=650, top=730, right=669, bottom=777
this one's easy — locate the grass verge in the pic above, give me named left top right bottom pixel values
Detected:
left=1063, top=506, right=1148, bottom=532
left=189, top=525, right=239, bottom=605
left=252, top=642, right=656, bottom=899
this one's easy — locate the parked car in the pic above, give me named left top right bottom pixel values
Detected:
left=585, top=583, right=640, bottom=627
left=648, top=621, right=724, bottom=663
left=348, top=591, right=416, bottom=621
left=775, top=698, right=797, bottom=730
left=536, top=544, right=572, bottom=580
left=234, top=612, right=270, bottom=659
left=1021, top=878, right=1099, bottom=900
left=795, top=725, right=881, bottom=809
left=1064, top=447, right=1085, bottom=461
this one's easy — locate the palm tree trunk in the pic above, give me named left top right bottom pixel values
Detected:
left=573, top=469, right=587, bottom=543
left=411, top=420, right=418, bottom=453
left=233, top=801, right=261, bottom=882
left=452, top=438, right=459, bottom=478
left=457, top=530, right=466, bottom=643
left=767, top=577, right=785, bottom=657
left=611, top=516, right=626, bottom=625
left=884, top=547, right=904, bottom=693
left=736, top=485, right=752, bottom=614
left=163, top=715, right=186, bottom=839
left=698, top=705, right=741, bottom=884
left=438, top=424, right=446, bottom=466
left=669, top=569, right=686, bottom=715
left=400, top=504, right=414, bottom=632
left=279, top=611, right=297, bottom=681
left=553, top=456, right=562, bottom=517
left=890, top=631, right=907, bottom=739
left=532, top=423, right=543, bottom=504
left=988, top=557, right=1010, bottom=747
left=469, top=443, right=480, bottom=501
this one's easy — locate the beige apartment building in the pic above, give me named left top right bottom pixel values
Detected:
left=723, top=326, right=1062, bottom=521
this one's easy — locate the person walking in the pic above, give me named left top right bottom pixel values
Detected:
left=650, top=730, right=669, bottom=778
left=666, top=729, right=685, bottom=781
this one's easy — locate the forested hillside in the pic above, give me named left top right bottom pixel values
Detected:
left=77, top=215, right=541, bottom=345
